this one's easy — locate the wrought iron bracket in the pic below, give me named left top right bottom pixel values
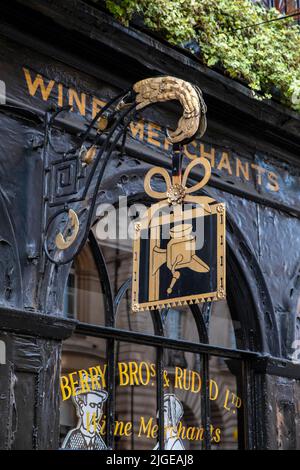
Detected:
left=40, top=76, right=207, bottom=267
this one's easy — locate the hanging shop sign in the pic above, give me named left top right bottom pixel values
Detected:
left=27, top=72, right=226, bottom=313
left=131, top=79, right=226, bottom=311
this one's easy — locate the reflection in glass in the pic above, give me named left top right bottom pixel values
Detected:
left=61, top=242, right=109, bottom=447
left=60, top=227, right=245, bottom=450
left=101, top=236, right=156, bottom=334
left=115, top=343, right=157, bottom=450
left=63, top=268, right=76, bottom=319
left=115, top=293, right=155, bottom=335
left=63, top=241, right=106, bottom=325
left=163, top=306, right=199, bottom=342
left=163, top=307, right=201, bottom=371
left=209, top=356, right=241, bottom=449
left=60, top=336, right=107, bottom=448
left=163, top=349, right=202, bottom=450
left=100, top=241, right=132, bottom=300
left=209, top=300, right=237, bottom=349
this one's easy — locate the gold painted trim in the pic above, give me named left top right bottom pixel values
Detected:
left=132, top=225, right=141, bottom=312
left=216, top=203, right=226, bottom=300
left=148, top=223, right=160, bottom=302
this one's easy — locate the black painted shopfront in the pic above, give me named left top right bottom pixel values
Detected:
left=0, top=0, right=299, bottom=451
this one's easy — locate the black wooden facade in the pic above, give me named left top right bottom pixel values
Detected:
left=0, top=0, right=299, bottom=450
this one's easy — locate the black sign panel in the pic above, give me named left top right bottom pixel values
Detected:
left=132, top=203, right=226, bottom=311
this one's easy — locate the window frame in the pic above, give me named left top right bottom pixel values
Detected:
left=62, top=231, right=262, bottom=450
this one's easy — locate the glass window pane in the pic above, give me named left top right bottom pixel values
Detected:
left=209, top=300, right=237, bottom=349
left=209, top=356, right=243, bottom=449
left=161, top=349, right=204, bottom=450
left=162, top=306, right=201, bottom=343
left=63, top=241, right=106, bottom=325
left=98, top=230, right=156, bottom=333
left=100, top=243, right=133, bottom=300
left=60, top=336, right=108, bottom=449
left=116, top=295, right=155, bottom=334
left=115, top=343, right=157, bottom=449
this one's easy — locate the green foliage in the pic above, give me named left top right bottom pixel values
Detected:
left=103, top=0, right=300, bottom=112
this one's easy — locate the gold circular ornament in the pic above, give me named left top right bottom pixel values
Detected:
left=217, top=288, right=225, bottom=299
left=167, top=184, right=186, bottom=205
left=55, top=209, right=80, bottom=250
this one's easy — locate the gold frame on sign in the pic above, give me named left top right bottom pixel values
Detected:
left=132, top=202, right=226, bottom=312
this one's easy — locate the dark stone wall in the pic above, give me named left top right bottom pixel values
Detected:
left=264, top=375, right=300, bottom=450
left=0, top=330, right=61, bottom=449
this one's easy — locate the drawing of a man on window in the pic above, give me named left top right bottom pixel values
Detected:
left=154, top=393, right=185, bottom=450
left=62, top=380, right=108, bottom=450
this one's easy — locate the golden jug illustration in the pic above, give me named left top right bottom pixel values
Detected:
left=152, top=223, right=210, bottom=295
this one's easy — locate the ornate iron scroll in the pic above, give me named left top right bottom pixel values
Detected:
left=41, top=76, right=208, bottom=268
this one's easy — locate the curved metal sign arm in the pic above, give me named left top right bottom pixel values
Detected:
left=42, top=76, right=207, bottom=266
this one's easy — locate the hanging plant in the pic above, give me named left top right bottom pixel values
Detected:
left=101, top=0, right=300, bottom=112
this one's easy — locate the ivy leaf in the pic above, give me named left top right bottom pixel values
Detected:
left=104, top=0, right=300, bottom=113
